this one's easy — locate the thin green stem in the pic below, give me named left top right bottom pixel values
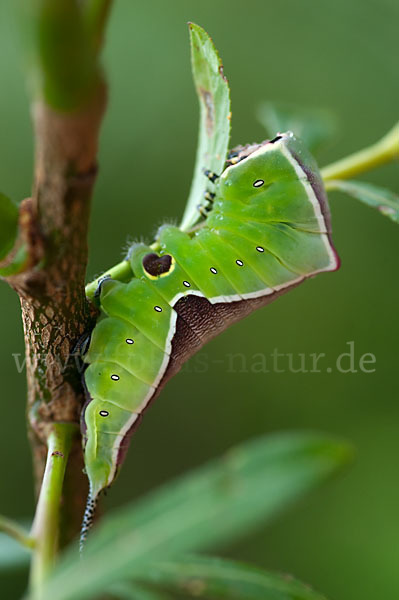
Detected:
left=0, top=515, right=35, bottom=550
left=321, top=121, right=399, bottom=182
left=85, top=242, right=160, bottom=300
left=85, top=260, right=132, bottom=300
left=29, top=423, right=76, bottom=599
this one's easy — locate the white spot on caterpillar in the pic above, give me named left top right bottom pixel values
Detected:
left=236, top=259, right=244, bottom=266
left=256, top=246, right=264, bottom=252
left=183, top=281, right=191, bottom=287
left=99, top=410, right=109, bottom=417
left=125, top=338, right=134, bottom=344
left=111, top=374, right=120, bottom=381
left=253, top=179, right=264, bottom=188
left=154, top=306, right=162, bottom=312
left=210, top=267, right=217, bottom=274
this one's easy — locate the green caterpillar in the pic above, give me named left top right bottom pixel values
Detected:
left=80, top=131, right=339, bottom=541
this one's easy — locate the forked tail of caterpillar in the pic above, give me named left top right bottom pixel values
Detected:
left=79, top=494, right=98, bottom=555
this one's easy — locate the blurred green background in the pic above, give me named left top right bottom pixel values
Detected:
left=0, top=0, right=398, bottom=598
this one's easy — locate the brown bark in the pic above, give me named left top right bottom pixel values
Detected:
left=6, top=84, right=106, bottom=539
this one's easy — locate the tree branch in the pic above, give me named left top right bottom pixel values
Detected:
left=0, top=1, right=112, bottom=546
left=9, top=87, right=106, bottom=500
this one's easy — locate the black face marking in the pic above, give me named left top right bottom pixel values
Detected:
left=154, top=305, right=162, bottom=312
left=142, top=253, right=172, bottom=277
left=256, top=246, right=264, bottom=253
left=183, top=281, right=191, bottom=287
left=236, top=260, right=244, bottom=266
left=111, top=374, right=120, bottom=381
left=99, top=410, right=109, bottom=417
left=253, top=179, right=264, bottom=188
left=210, top=267, right=218, bottom=274
left=269, top=135, right=282, bottom=144
left=125, top=338, right=134, bottom=344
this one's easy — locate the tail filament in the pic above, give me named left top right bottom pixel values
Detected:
left=79, top=494, right=98, bottom=555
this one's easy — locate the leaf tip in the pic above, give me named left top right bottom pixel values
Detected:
left=187, top=21, right=201, bottom=34
left=326, top=439, right=355, bottom=469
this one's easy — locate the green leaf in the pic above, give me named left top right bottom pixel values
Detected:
left=0, top=192, right=19, bottom=262
left=0, top=244, right=30, bottom=278
left=135, top=554, right=328, bottom=600
left=325, top=180, right=399, bottom=224
left=0, top=195, right=31, bottom=277
left=107, top=581, right=172, bottom=600
left=38, top=432, right=351, bottom=600
left=180, top=23, right=231, bottom=231
left=257, top=102, right=336, bottom=153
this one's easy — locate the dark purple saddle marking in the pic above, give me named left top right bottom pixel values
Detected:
left=142, top=253, right=172, bottom=276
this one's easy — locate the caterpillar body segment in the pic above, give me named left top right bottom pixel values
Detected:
left=82, top=132, right=339, bottom=501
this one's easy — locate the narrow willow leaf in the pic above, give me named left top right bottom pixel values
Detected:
left=258, top=102, right=336, bottom=153
left=0, top=192, right=19, bottom=261
left=0, top=245, right=30, bottom=277
left=107, top=581, right=172, bottom=600
left=136, top=554, right=328, bottom=600
left=0, top=193, right=28, bottom=277
left=38, top=432, right=351, bottom=600
left=326, top=180, right=399, bottom=224
left=180, top=23, right=231, bottom=231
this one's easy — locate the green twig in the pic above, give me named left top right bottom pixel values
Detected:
left=321, top=121, right=399, bottom=183
left=29, top=423, right=76, bottom=599
left=85, top=260, right=132, bottom=300
left=85, top=242, right=160, bottom=300
left=0, top=515, right=35, bottom=550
